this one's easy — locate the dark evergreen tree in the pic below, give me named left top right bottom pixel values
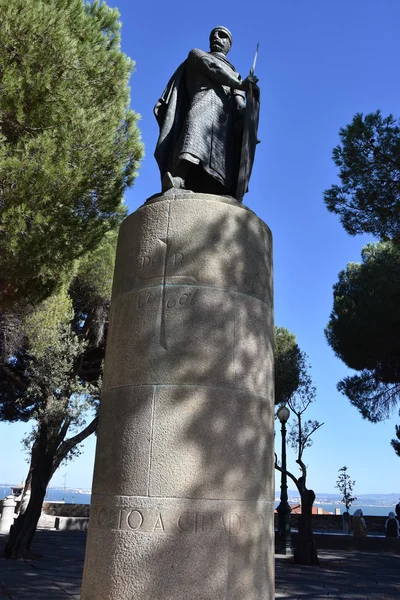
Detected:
left=325, top=242, right=400, bottom=453
left=325, top=110, right=400, bottom=456
left=324, top=111, right=400, bottom=242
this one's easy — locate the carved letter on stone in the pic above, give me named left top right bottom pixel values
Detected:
left=127, top=510, right=143, bottom=530
left=153, top=513, right=165, bottom=532
left=178, top=512, right=195, bottom=533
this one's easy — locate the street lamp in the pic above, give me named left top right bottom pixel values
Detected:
left=276, top=403, right=292, bottom=555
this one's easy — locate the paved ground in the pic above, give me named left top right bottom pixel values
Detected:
left=0, top=531, right=84, bottom=600
left=0, top=531, right=399, bottom=599
left=275, top=551, right=399, bottom=599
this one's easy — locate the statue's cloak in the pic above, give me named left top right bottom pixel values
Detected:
left=154, top=62, right=188, bottom=180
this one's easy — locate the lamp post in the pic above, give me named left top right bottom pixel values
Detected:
left=276, top=404, right=292, bottom=555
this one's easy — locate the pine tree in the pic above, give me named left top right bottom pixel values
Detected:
left=324, top=111, right=400, bottom=241
left=0, top=0, right=143, bottom=309
left=325, top=111, right=400, bottom=454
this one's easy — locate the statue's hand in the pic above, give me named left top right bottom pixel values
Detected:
left=241, top=75, right=259, bottom=90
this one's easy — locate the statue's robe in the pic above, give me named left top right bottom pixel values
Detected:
left=154, top=50, right=246, bottom=197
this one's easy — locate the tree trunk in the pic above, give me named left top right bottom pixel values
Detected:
left=4, top=446, right=53, bottom=559
left=3, top=416, right=98, bottom=559
left=17, top=462, right=33, bottom=516
left=294, top=487, right=319, bottom=565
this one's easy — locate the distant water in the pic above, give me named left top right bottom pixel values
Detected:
left=45, top=488, right=92, bottom=505
left=315, top=503, right=396, bottom=517
left=0, top=485, right=91, bottom=505
left=274, top=501, right=396, bottom=517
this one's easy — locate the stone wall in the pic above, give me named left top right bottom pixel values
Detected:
left=42, top=502, right=90, bottom=517
left=274, top=513, right=389, bottom=534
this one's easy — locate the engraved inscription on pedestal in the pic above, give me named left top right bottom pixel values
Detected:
left=139, top=251, right=185, bottom=280
left=92, top=505, right=266, bottom=535
left=135, top=288, right=198, bottom=311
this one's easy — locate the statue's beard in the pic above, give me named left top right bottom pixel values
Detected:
left=210, top=42, right=225, bottom=53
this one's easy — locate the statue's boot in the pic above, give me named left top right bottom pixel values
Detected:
left=162, top=172, right=185, bottom=192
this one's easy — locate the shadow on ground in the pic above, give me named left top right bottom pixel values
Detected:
left=275, top=550, right=400, bottom=599
left=2, top=532, right=400, bottom=600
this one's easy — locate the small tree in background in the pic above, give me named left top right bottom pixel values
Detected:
left=274, top=329, right=323, bottom=565
left=335, top=466, right=357, bottom=534
left=286, top=362, right=323, bottom=565
left=335, top=466, right=357, bottom=512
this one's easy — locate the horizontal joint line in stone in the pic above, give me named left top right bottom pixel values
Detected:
left=91, top=494, right=274, bottom=504
left=102, top=382, right=268, bottom=398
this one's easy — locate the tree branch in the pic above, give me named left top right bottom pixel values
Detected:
left=56, top=417, right=72, bottom=448
left=301, top=422, right=324, bottom=450
left=52, top=416, right=98, bottom=475
left=296, top=456, right=307, bottom=480
left=274, top=453, right=299, bottom=488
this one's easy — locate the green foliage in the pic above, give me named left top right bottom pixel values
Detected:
left=0, top=233, right=117, bottom=557
left=23, top=285, right=74, bottom=359
left=324, top=111, right=400, bottom=241
left=0, top=282, right=100, bottom=429
left=0, top=228, right=117, bottom=437
left=274, top=326, right=301, bottom=405
left=72, top=228, right=118, bottom=305
left=0, top=0, right=143, bottom=308
left=325, top=241, right=400, bottom=422
left=69, top=228, right=117, bottom=350
left=391, top=426, right=400, bottom=457
left=335, top=466, right=357, bottom=512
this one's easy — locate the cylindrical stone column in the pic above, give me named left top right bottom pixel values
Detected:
left=81, top=192, right=274, bottom=600
left=0, top=495, right=16, bottom=534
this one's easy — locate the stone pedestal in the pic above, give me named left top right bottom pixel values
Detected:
left=81, top=192, right=275, bottom=600
left=0, top=495, right=16, bottom=534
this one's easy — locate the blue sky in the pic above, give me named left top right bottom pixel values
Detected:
left=1, top=0, right=399, bottom=496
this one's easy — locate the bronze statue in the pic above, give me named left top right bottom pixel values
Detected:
left=154, top=27, right=260, bottom=201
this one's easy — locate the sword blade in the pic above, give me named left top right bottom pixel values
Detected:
left=250, top=42, right=259, bottom=76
